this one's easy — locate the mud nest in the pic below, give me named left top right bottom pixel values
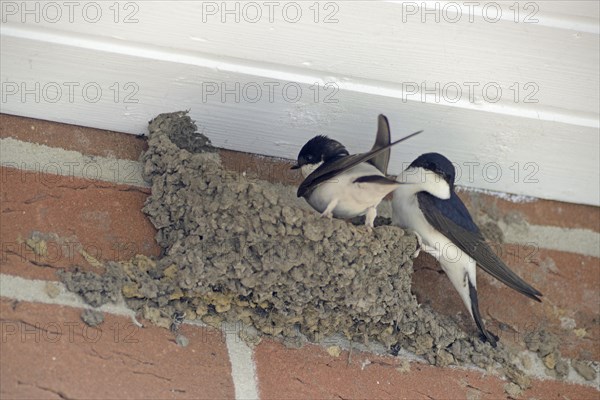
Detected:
left=141, top=111, right=514, bottom=365
left=61, top=111, right=532, bottom=385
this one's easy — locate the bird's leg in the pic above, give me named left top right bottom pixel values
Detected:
left=320, top=199, right=338, bottom=219
left=410, top=230, right=437, bottom=257
left=411, top=230, right=424, bottom=258
left=364, top=207, right=377, bottom=232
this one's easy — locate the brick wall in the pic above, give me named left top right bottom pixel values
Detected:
left=1, top=114, right=598, bottom=399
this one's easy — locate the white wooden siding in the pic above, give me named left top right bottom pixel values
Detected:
left=1, top=1, right=598, bottom=205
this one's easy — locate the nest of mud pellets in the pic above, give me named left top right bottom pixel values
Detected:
left=61, top=111, right=534, bottom=388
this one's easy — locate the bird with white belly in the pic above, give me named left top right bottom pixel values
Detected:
left=292, top=115, right=421, bottom=229
left=392, top=152, right=542, bottom=346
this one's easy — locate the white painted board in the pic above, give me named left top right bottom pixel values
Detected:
left=1, top=1, right=598, bottom=205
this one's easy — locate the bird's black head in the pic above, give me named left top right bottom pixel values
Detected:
left=291, top=135, right=349, bottom=169
left=409, top=152, right=456, bottom=188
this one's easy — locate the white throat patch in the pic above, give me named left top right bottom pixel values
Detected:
left=301, top=161, right=323, bottom=178
left=398, top=167, right=451, bottom=199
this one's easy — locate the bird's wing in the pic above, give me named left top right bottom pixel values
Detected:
left=417, top=192, right=542, bottom=302
left=367, top=114, right=391, bottom=175
left=297, top=129, right=422, bottom=198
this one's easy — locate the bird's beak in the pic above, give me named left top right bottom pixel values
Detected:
left=290, top=164, right=300, bottom=170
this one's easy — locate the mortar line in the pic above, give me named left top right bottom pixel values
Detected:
left=0, top=273, right=137, bottom=320
left=223, top=322, right=261, bottom=400
left=500, top=222, right=600, bottom=259
left=0, top=137, right=149, bottom=188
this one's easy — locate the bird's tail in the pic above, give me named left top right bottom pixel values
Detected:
left=469, top=280, right=499, bottom=347
left=476, top=245, right=543, bottom=303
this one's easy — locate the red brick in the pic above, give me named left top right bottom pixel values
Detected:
left=220, top=149, right=300, bottom=186
left=0, top=299, right=234, bottom=399
left=0, top=113, right=147, bottom=161
left=1, top=167, right=160, bottom=281
left=255, top=339, right=597, bottom=399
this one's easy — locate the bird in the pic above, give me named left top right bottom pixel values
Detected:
left=391, top=152, right=542, bottom=346
left=291, top=115, right=422, bottom=228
